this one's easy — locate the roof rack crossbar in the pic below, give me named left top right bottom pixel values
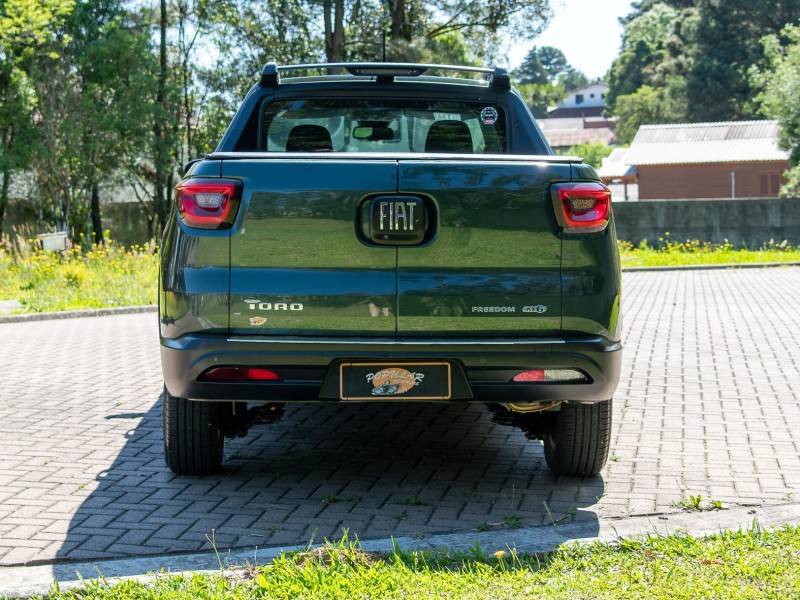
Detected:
left=259, top=62, right=510, bottom=89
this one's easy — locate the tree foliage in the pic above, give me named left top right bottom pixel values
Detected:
left=0, top=0, right=76, bottom=232
left=604, top=2, right=679, bottom=113
left=754, top=24, right=800, bottom=196
left=515, top=45, right=586, bottom=88
left=512, top=46, right=588, bottom=118
left=607, top=0, right=800, bottom=142
left=563, top=142, right=613, bottom=169
left=0, top=0, right=555, bottom=241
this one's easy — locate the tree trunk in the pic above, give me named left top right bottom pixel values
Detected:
left=153, top=0, right=169, bottom=231
left=324, top=0, right=346, bottom=62
left=0, top=165, right=9, bottom=236
left=90, top=181, right=103, bottom=245
left=178, top=1, right=193, bottom=165
left=387, top=0, right=407, bottom=40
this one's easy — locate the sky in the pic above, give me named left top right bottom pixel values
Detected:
left=504, top=0, right=635, bottom=80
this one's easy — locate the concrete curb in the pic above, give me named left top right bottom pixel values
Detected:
left=622, top=261, right=800, bottom=272
left=2, top=502, right=799, bottom=598
left=0, top=305, right=157, bottom=324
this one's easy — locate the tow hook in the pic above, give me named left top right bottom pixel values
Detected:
left=221, top=402, right=286, bottom=438
left=486, top=402, right=561, bottom=441
left=251, top=403, right=286, bottom=425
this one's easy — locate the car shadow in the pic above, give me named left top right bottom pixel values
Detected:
left=54, top=392, right=603, bottom=565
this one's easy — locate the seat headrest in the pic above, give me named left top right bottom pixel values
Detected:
left=286, top=124, right=333, bottom=152
left=424, top=120, right=474, bottom=153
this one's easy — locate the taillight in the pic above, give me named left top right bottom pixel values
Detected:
left=551, top=182, right=611, bottom=233
left=175, top=178, right=241, bottom=229
left=201, top=367, right=281, bottom=381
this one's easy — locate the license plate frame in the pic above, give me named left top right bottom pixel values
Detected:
left=338, top=361, right=452, bottom=401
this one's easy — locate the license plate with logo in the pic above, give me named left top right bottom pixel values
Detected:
left=338, top=362, right=452, bottom=401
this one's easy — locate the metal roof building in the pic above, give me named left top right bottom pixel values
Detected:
left=625, top=121, right=789, bottom=166
left=623, top=120, right=790, bottom=200
left=537, top=117, right=616, bottom=149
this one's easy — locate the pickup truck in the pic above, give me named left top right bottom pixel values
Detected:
left=159, top=62, right=621, bottom=478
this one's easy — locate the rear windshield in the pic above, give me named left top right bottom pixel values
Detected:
left=261, top=99, right=507, bottom=154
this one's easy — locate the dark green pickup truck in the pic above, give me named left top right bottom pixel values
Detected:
left=159, top=63, right=621, bottom=478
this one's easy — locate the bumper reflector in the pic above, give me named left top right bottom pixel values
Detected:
left=512, top=369, right=545, bottom=382
left=201, top=367, right=281, bottom=381
left=512, top=369, right=587, bottom=383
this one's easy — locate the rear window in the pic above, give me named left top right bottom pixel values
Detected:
left=260, top=99, right=507, bottom=154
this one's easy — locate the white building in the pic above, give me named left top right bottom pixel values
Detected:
left=549, top=82, right=609, bottom=118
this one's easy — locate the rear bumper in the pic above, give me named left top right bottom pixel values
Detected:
left=160, top=334, right=622, bottom=404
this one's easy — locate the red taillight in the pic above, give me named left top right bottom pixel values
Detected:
left=201, top=367, right=281, bottom=381
left=175, top=178, right=241, bottom=229
left=551, top=182, right=611, bottom=233
left=512, top=369, right=546, bottom=382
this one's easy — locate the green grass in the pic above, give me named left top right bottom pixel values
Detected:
left=0, top=240, right=158, bottom=314
left=619, top=237, right=800, bottom=268
left=672, top=494, right=725, bottom=512
left=33, top=526, right=800, bottom=599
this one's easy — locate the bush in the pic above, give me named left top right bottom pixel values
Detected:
left=0, top=237, right=158, bottom=314
left=619, top=235, right=800, bottom=267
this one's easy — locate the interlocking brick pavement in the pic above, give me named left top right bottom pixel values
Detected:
left=1, top=268, right=799, bottom=565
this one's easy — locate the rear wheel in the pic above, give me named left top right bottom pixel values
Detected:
left=163, top=388, right=224, bottom=475
left=543, top=400, right=612, bottom=477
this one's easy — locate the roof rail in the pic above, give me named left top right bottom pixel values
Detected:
left=259, top=62, right=511, bottom=90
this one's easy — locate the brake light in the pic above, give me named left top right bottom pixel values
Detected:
left=175, top=178, right=241, bottom=229
left=201, top=367, right=281, bottom=381
left=551, top=182, right=611, bottom=233
left=513, top=369, right=546, bottom=382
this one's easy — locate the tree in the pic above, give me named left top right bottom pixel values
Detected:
left=515, top=45, right=584, bottom=86
left=686, top=0, right=800, bottom=122
left=605, top=2, right=680, bottom=114
left=607, top=0, right=800, bottom=123
left=514, top=81, right=564, bottom=118
left=513, top=46, right=587, bottom=117
left=426, top=0, right=550, bottom=42
left=1, top=0, right=556, bottom=242
left=515, top=47, right=551, bottom=85
left=21, top=0, right=160, bottom=241
left=613, top=84, right=685, bottom=144
left=0, top=0, right=75, bottom=234
left=0, top=67, right=37, bottom=234
left=754, top=24, right=800, bottom=196
left=564, top=142, right=613, bottom=169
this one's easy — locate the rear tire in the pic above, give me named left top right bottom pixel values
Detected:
left=543, top=400, right=612, bottom=477
left=163, top=388, right=224, bottom=475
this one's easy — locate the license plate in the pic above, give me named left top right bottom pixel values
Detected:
left=338, top=362, right=452, bottom=401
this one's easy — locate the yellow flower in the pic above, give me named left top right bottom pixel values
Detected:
left=494, top=550, right=506, bottom=560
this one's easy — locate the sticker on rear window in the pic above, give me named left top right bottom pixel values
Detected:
left=480, top=106, right=499, bottom=125
left=433, top=112, right=461, bottom=121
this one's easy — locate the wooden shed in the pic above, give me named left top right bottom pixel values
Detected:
left=624, top=121, right=790, bottom=200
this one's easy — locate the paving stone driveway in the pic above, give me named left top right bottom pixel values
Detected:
left=1, top=267, right=800, bottom=566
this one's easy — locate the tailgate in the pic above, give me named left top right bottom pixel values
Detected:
left=223, top=159, right=397, bottom=336
left=396, top=160, right=568, bottom=336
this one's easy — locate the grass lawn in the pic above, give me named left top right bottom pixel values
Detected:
left=619, top=238, right=800, bottom=268
left=0, top=242, right=158, bottom=314
left=35, top=526, right=800, bottom=599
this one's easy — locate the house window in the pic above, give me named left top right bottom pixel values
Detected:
left=761, top=173, right=782, bottom=195
left=575, top=94, right=584, bottom=105
left=771, top=174, right=780, bottom=194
